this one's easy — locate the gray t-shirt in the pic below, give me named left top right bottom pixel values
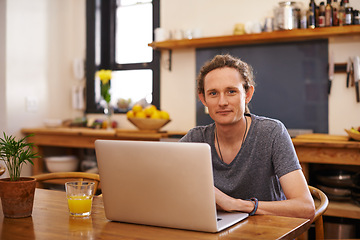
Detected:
left=179, top=114, right=301, bottom=201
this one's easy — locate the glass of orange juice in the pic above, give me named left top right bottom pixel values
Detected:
left=65, top=181, right=95, bottom=217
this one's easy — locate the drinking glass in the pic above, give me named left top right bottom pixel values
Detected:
left=65, top=181, right=95, bottom=217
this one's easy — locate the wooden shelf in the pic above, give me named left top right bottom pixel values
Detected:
left=316, top=199, right=360, bottom=219
left=149, top=25, right=360, bottom=50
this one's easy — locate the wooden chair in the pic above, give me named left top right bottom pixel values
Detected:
left=33, top=172, right=101, bottom=194
left=0, top=166, right=5, bottom=176
left=309, top=185, right=329, bottom=240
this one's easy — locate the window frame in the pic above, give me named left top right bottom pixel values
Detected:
left=85, top=0, right=160, bottom=114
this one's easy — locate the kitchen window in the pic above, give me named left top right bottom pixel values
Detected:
left=86, top=0, right=160, bottom=113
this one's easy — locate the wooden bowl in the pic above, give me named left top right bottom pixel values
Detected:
left=344, top=129, right=360, bottom=141
left=128, top=117, right=170, bottom=131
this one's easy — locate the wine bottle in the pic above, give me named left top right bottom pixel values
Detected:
left=325, top=0, right=333, bottom=26
left=344, top=0, right=353, bottom=25
left=339, top=0, right=345, bottom=25
left=332, top=0, right=339, bottom=26
left=319, top=2, right=326, bottom=27
left=308, top=0, right=317, bottom=28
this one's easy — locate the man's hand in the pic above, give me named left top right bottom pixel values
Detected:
left=214, top=187, right=252, bottom=213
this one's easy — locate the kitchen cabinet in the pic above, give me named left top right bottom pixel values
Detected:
left=293, top=134, right=360, bottom=220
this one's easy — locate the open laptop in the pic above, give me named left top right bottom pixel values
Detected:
left=95, top=140, right=248, bottom=233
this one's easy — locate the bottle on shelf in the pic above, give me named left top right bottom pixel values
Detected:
left=319, top=1, right=326, bottom=27
left=354, top=10, right=360, bottom=25
left=325, top=0, right=333, bottom=26
left=332, top=0, right=340, bottom=26
left=316, top=5, right=320, bottom=27
left=344, top=0, right=353, bottom=25
left=308, top=0, right=317, bottom=28
left=339, top=0, right=346, bottom=25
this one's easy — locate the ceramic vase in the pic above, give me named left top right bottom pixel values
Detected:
left=104, top=102, right=113, bottom=129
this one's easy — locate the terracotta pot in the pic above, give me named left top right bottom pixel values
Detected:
left=0, top=177, right=36, bottom=218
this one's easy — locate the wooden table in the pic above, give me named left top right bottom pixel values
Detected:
left=0, top=189, right=310, bottom=240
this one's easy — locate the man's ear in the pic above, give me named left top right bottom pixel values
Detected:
left=245, top=85, right=254, bottom=104
left=198, top=93, right=207, bottom=107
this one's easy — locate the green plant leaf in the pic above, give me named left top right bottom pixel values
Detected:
left=0, top=132, right=40, bottom=181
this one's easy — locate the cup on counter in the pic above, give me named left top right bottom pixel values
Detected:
left=65, top=181, right=95, bottom=217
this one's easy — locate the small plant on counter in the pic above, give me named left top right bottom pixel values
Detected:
left=0, top=132, right=40, bottom=181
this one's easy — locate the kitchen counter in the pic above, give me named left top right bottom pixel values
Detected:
left=293, top=133, right=360, bottom=220
left=21, top=127, right=187, bottom=174
left=293, top=133, right=360, bottom=166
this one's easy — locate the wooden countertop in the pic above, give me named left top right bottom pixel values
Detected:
left=293, top=133, right=360, bottom=149
left=22, top=127, right=186, bottom=138
left=21, top=127, right=187, bottom=146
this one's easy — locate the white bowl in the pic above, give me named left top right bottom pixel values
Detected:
left=43, top=119, right=63, bottom=128
left=44, top=156, right=79, bottom=172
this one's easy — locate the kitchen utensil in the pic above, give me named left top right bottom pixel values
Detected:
left=328, top=51, right=334, bottom=94
left=350, top=60, right=355, bottom=87
left=346, top=57, right=352, bottom=87
left=317, top=184, right=351, bottom=201
left=44, top=156, right=79, bottom=173
left=352, top=171, right=360, bottom=188
left=277, top=1, right=299, bottom=30
left=316, top=169, right=355, bottom=188
left=353, top=56, right=360, bottom=102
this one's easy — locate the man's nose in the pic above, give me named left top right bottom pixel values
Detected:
left=218, top=93, right=228, bottom=106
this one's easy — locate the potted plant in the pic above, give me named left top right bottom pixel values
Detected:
left=0, top=132, right=40, bottom=218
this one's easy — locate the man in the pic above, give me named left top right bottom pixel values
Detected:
left=180, top=54, right=315, bottom=220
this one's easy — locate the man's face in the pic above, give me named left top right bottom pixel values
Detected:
left=199, top=67, right=252, bottom=126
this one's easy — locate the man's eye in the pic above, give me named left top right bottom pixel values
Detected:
left=228, top=90, right=237, bottom=94
left=209, top=92, right=217, bottom=96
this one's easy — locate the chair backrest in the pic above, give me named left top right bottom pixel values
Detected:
left=33, top=172, right=101, bottom=195
left=309, top=185, right=329, bottom=240
left=0, top=166, right=5, bottom=176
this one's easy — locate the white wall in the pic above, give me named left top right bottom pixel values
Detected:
left=3, top=0, right=85, bottom=136
left=1, top=0, right=86, bottom=176
left=0, top=0, right=6, bottom=134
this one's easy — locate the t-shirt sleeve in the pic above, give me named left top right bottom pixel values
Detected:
left=271, top=122, right=301, bottom=178
left=179, top=127, right=207, bottom=143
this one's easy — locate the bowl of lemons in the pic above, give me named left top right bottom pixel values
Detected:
left=344, top=127, right=360, bottom=141
left=127, top=104, right=171, bottom=131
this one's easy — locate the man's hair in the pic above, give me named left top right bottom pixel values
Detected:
left=197, top=54, right=255, bottom=113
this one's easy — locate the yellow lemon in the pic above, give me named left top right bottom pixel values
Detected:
left=132, top=104, right=143, bottom=114
left=136, top=111, right=147, bottom=118
left=159, top=110, right=170, bottom=120
left=150, top=110, right=161, bottom=119
left=144, top=105, right=157, bottom=117
left=126, top=110, right=135, bottom=118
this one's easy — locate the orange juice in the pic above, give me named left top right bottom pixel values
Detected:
left=67, top=195, right=93, bottom=216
